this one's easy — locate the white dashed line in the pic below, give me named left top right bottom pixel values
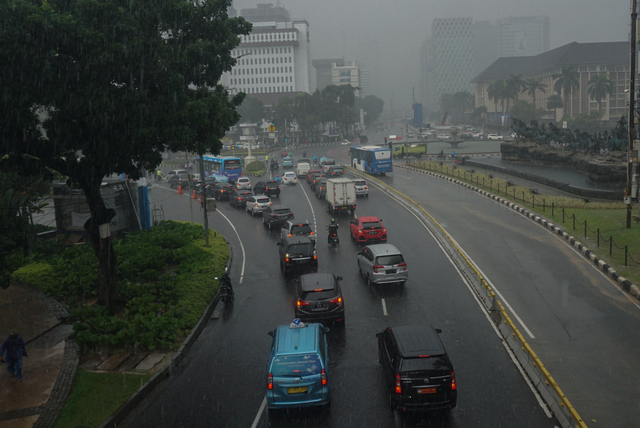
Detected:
left=381, top=298, right=388, bottom=316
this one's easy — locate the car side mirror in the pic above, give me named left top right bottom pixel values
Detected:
left=323, top=327, right=330, bottom=333
left=336, top=276, right=343, bottom=281
left=267, top=331, right=274, bottom=338
left=435, top=328, right=442, bottom=334
left=375, top=333, right=382, bottom=339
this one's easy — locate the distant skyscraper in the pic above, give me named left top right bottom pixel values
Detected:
left=312, top=58, right=344, bottom=92
left=331, top=61, right=362, bottom=98
left=430, top=18, right=474, bottom=109
left=496, top=16, right=550, bottom=57
left=472, top=21, right=500, bottom=77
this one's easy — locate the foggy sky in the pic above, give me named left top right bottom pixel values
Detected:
left=231, top=0, right=630, bottom=109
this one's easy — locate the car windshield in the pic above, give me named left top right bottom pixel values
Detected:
left=400, top=355, right=448, bottom=373
left=291, top=225, right=312, bottom=234
left=271, top=354, right=321, bottom=376
left=362, top=221, right=382, bottom=229
left=376, top=254, right=404, bottom=265
left=287, top=243, right=313, bottom=255
left=301, top=289, right=337, bottom=301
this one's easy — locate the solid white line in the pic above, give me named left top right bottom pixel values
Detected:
left=381, top=298, right=388, bottom=316
left=216, top=209, right=246, bottom=284
left=251, top=396, right=267, bottom=428
left=376, top=186, right=552, bottom=417
left=452, top=242, right=536, bottom=339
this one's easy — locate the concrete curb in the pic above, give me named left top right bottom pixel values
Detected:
left=97, top=238, right=233, bottom=428
left=396, top=164, right=640, bottom=303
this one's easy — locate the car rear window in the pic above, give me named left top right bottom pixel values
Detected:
left=362, top=221, right=382, bottom=229
left=275, top=209, right=292, bottom=214
left=376, top=254, right=404, bottom=265
left=400, top=355, right=448, bottom=373
left=271, top=354, right=321, bottom=376
left=301, top=289, right=338, bottom=301
left=355, top=180, right=367, bottom=186
left=330, top=168, right=344, bottom=173
left=291, top=225, right=312, bottom=234
left=284, top=173, right=296, bottom=177
left=287, top=243, right=314, bottom=255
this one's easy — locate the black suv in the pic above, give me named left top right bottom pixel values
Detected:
left=263, top=204, right=294, bottom=230
left=295, top=273, right=344, bottom=325
left=315, top=178, right=327, bottom=199
left=327, top=166, right=345, bottom=177
left=253, top=181, right=281, bottom=197
left=277, top=236, right=317, bottom=276
left=213, top=183, right=235, bottom=201
left=376, top=325, right=457, bottom=412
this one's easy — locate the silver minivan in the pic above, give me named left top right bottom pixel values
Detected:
left=357, top=244, right=408, bottom=286
left=246, top=195, right=271, bottom=216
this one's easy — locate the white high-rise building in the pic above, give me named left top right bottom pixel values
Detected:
left=331, top=62, right=361, bottom=97
left=219, top=4, right=312, bottom=98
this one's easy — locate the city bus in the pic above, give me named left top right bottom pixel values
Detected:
left=197, top=155, right=243, bottom=182
left=350, top=146, right=393, bottom=175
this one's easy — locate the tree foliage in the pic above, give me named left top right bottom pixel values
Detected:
left=1, top=0, right=251, bottom=311
left=510, top=101, right=544, bottom=124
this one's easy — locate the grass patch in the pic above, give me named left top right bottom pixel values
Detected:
left=407, top=160, right=640, bottom=285
left=245, top=161, right=266, bottom=176
left=53, top=369, right=152, bottom=428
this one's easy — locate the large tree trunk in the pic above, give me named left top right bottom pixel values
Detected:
left=83, top=182, right=119, bottom=314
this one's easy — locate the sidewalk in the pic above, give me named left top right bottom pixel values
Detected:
left=0, top=284, right=75, bottom=428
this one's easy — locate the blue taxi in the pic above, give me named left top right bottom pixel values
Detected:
left=282, top=157, right=294, bottom=169
left=266, top=320, right=331, bottom=411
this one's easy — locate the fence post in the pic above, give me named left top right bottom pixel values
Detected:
left=610, top=237, right=613, bottom=256
left=562, top=208, right=565, bottom=223
left=572, top=214, right=575, bottom=230
left=584, top=220, right=587, bottom=239
left=625, top=246, right=628, bottom=267
left=533, top=195, right=535, bottom=209
left=551, top=202, right=554, bottom=217
left=597, top=228, right=600, bottom=247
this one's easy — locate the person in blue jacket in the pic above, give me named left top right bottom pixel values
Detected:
left=0, top=332, right=28, bottom=380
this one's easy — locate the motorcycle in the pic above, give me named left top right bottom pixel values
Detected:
left=327, top=225, right=339, bottom=247
left=216, top=270, right=234, bottom=304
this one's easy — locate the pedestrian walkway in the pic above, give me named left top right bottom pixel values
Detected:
left=0, top=283, right=177, bottom=428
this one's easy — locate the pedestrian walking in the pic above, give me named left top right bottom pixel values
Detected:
left=0, top=333, right=28, bottom=380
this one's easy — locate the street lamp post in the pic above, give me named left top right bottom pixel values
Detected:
left=627, top=0, right=637, bottom=229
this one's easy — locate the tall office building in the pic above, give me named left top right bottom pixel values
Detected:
left=430, top=18, right=474, bottom=110
left=219, top=4, right=312, bottom=102
left=312, top=58, right=344, bottom=92
left=331, top=61, right=362, bottom=97
left=497, top=16, right=550, bottom=57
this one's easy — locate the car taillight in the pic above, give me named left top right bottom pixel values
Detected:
left=313, top=253, right=317, bottom=260
left=272, top=214, right=278, bottom=218
left=310, top=231, right=314, bottom=235
left=254, top=203, right=258, bottom=207
left=238, top=198, right=242, bottom=201
left=329, top=296, right=342, bottom=304
left=285, top=254, right=290, bottom=262
left=267, top=373, right=273, bottom=390
left=395, top=374, right=401, bottom=394
left=321, top=369, right=327, bottom=386
left=365, top=186, right=369, bottom=189
left=288, top=233, right=293, bottom=237
left=296, top=300, right=309, bottom=306
left=451, top=371, right=456, bottom=391
left=373, top=265, right=383, bottom=273
left=382, top=228, right=387, bottom=233
left=398, top=262, right=407, bottom=271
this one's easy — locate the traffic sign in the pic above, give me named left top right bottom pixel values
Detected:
left=269, top=133, right=275, bottom=138
left=268, top=124, right=276, bottom=132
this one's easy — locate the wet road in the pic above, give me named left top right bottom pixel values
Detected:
left=124, top=148, right=559, bottom=427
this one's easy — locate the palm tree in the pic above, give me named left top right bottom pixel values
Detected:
left=452, top=91, right=474, bottom=116
left=487, top=80, right=505, bottom=114
left=525, top=78, right=547, bottom=107
left=546, top=94, right=563, bottom=120
left=506, top=74, right=527, bottom=105
left=587, top=73, right=613, bottom=112
left=553, top=65, right=579, bottom=118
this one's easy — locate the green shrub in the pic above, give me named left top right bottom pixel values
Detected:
left=11, top=262, right=60, bottom=295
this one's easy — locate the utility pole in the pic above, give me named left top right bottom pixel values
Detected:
left=198, top=155, right=210, bottom=246
left=628, top=0, right=637, bottom=229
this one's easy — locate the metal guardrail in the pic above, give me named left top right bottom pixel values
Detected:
left=346, top=165, right=587, bottom=428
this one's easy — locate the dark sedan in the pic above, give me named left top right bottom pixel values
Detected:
left=230, top=190, right=253, bottom=208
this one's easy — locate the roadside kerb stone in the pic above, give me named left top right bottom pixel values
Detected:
left=97, top=238, right=233, bottom=428
left=394, top=163, right=640, bottom=305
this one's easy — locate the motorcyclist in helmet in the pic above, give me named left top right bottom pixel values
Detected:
left=327, top=218, right=339, bottom=245
left=313, top=155, right=318, bottom=165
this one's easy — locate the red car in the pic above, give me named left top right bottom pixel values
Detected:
left=350, top=216, right=387, bottom=243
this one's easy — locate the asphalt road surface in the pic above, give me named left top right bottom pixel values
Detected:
left=123, top=148, right=561, bottom=427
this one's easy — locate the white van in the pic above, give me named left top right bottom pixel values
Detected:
left=296, top=162, right=311, bottom=178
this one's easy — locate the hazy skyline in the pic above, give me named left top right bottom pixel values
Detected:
left=232, top=0, right=630, bottom=108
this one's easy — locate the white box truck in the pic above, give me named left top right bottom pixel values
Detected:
left=325, top=177, right=357, bottom=214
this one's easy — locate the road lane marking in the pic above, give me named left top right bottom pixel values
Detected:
left=381, top=298, right=388, bottom=316
left=299, top=179, right=318, bottom=237
left=399, top=199, right=551, bottom=417
left=251, top=396, right=267, bottom=428
left=216, top=209, right=246, bottom=284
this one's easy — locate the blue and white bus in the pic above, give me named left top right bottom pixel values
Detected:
left=350, top=146, right=392, bottom=175
left=197, top=155, right=243, bottom=182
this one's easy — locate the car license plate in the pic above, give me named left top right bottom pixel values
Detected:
left=387, top=269, right=396, bottom=274
left=417, top=387, right=436, bottom=394
left=288, top=386, right=308, bottom=394
left=368, top=231, right=376, bottom=235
